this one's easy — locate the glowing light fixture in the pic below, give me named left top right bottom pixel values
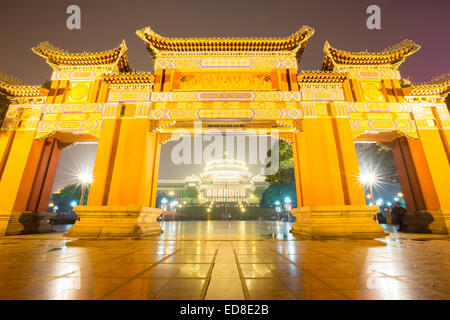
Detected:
left=359, top=172, right=378, bottom=206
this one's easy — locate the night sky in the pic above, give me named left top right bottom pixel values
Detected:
left=0, top=0, right=448, bottom=191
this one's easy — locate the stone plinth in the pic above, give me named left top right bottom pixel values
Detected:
left=404, top=210, right=449, bottom=235
left=291, top=205, right=385, bottom=237
left=65, top=206, right=162, bottom=237
left=0, top=210, right=55, bottom=236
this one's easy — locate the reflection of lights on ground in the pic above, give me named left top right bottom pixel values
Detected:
left=364, top=248, right=405, bottom=298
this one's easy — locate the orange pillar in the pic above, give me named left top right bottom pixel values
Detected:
left=107, top=119, right=160, bottom=206
left=434, top=105, right=450, bottom=165
left=291, top=114, right=384, bottom=236
left=294, top=118, right=346, bottom=206
left=26, top=137, right=62, bottom=212
left=411, top=130, right=450, bottom=234
left=412, top=129, right=450, bottom=211
left=0, top=131, right=15, bottom=180
left=391, top=132, right=450, bottom=234
left=87, top=119, right=121, bottom=206
left=67, top=118, right=162, bottom=237
left=390, top=137, right=426, bottom=212
left=291, top=136, right=303, bottom=208
left=331, top=117, right=366, bottom=205
left=0, top=133, right=62, bottom=235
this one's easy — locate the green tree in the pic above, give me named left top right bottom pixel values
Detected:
left=260, top=181, right=297, bottom=208
left=182, top=187, right=198, bottom=199
left=265, top=139, right=295, bottom=184
left=50, top=184, right=88, bottom=212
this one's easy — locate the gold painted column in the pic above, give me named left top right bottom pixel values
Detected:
left=434, top=103, right=450, bottom=164
left=67, top=118, right=162, bottom=237
left=390, top=137, right=426, bottom=212
left=0, top=131, right=15, bottom=179
left=406, top=104, right=450, bottom=234
left=291, top=103, right=384, bottom=237
left=409, top=131, right=450, bottom=234
left=0, top=133, right=61, bottom=235
left=86, top=118, right=121, bottom=206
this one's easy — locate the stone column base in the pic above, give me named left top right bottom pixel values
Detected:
left=404, top=209, right=449, bottom=235
left=291, top=205, right=385, bottom=237
left=65, top=206, right=163, bottom=238
left=0, top=210, right=55, bottom=236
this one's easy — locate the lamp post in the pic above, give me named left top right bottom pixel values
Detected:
left=284, top=197, right=292, bottom=222
left=78, top=172, right=93, bottom=206
left=360, top=172, right=377, bottom=206
left=274, top=201, right=281, bottom=221
left=161, top=198, right=168, bottom=222
left=170, top=201, right=178, bottom=221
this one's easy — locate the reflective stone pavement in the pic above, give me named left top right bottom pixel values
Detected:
left=0, top=221, right=449, bottom=300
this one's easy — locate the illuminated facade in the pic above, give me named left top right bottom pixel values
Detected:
left=0, top=26, right=449, bottom=237
left=156, top=161, right=268, bottom=204
left=200, top=159, right=252, bottom=203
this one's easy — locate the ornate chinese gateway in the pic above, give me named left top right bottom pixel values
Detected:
left=0, top=26, right=449, bottom=236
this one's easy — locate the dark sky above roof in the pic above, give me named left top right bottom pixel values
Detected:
left=0, top=0, right=448, bottom=85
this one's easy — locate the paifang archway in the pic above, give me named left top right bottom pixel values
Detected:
left=0, top=26, right=449, bottom=237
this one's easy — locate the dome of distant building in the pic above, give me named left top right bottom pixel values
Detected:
left=157, top=158, right=268, bottom=204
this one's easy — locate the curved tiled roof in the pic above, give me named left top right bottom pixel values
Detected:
left=32, top=40, right=131, bottom=72
left=409, top=73, right=450, bottom=96
left=136, top=26, right=315, bottom=60
left=322, top=40, right=420, bottom=71
left=0, top=71, right=46, bottom=98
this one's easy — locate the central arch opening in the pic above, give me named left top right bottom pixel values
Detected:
left=154, top=130, right=297, bottom=238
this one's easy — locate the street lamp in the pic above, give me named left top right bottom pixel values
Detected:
left=360, top=172, right=377, bottom=206
left=78, top=172, right=93, bottom=206
left=284, top=197, right=292, bottom=222
left=161, top=198, right=168, bottom=221
left=70, top=201, right=77, bottom=208
left=170, top=201, right=178, bottom=221
left=274, top=201, right=281, bottom=221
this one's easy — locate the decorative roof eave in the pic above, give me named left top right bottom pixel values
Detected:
left=103, top=72, right=155, bottom=84
left=0, top=84, right=47, bottom=98
left=32, top=40, right=131, bottom=72
left=407, top=73, right=450, bottom=97
left=0, top=72, right=48, bottom=98
left=322, top=40, right=421, bottom=71
left=136, top=26, right=315, bottom=60
left=298, top=71, right=348, bottom=83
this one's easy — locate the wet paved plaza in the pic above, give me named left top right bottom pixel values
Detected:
left=0, top=221, right=449, bottom=300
